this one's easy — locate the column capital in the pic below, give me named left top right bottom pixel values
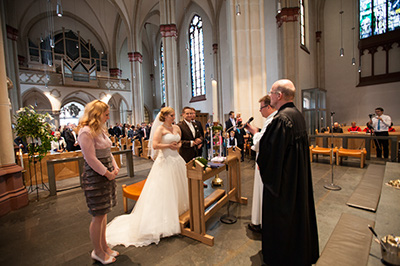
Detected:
left=213, top=43, right=218, bottom=54
left=6, top=25, right=18, bottom=41
left=109, top=68, right=122, bottom=77
left=160, top=24, right=178, bottom=38
left=128, top=52, right=143, bottom=63
left=276, top=7, right=300, bottom=28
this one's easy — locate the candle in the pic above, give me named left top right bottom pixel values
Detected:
left=212, top=80, right=218, bottom=122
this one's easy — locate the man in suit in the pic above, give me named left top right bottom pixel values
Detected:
left=113, top=123, right=122, bottom=138
left=177, top=107, right=203, bottom=163
left=225, top=111, right=236, bottom=133
left=64, top=123, right=79, bottom=151
left=138, top=122, right=150, bottom=141
left=191, top=107, right=204, bottom=157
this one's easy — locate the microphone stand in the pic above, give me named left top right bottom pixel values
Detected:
left=324, top=112, right=341, bottom=191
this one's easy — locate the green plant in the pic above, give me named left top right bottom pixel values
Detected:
left=14, top=106, right=54, bottom=161
left=195, top=157, right=208, bottom=169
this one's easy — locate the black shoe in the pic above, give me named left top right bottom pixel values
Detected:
left=203, top=183, right=208, bottom=188
left=247, top=223, right=262, bottom=233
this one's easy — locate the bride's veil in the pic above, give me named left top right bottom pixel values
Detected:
left=148, top=112, right=163, bottom=160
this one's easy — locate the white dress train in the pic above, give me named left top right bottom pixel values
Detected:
left=106, top=133, right=189, bottom=247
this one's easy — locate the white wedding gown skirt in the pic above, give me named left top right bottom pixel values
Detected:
left=106, top=133, right=189, bottom=247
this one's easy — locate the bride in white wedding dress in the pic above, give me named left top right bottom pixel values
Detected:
left=106, top=107, right=189, bottom=247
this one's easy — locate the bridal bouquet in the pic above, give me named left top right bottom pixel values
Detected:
left=14, top=106, right=54, bottom=161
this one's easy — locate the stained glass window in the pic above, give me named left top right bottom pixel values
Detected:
left=388, top=0, right=400, bottom=31
left=360, top=0, right=373, bottom=38
left=300, top=0, right=306, bottom=46
left=374, top=0, right=387, bottom=35
left=160, top=42, right=166, bottom=104
left=360, top=0, right=400, bottom=39
left=189, top=15, right=206, bottom=97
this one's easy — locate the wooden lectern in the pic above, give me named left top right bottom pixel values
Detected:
left=179, top=148, right=247, bottom=246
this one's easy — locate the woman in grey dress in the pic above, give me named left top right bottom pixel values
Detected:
left=78, top=100, right=120, bottom=264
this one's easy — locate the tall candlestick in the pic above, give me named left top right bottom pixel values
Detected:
left=212, top=80, right=218, bottom=122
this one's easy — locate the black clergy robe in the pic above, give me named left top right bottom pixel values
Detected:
left=257, top=102, right=319, bottom=266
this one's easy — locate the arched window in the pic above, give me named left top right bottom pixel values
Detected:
left=189, top=15, right=206, bottom=100
left=160, top=42, right=166, bottom=104
left=300, top=0, right=306, bottom=46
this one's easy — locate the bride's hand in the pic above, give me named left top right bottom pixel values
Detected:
left=170, top=141, right=179, bottom=150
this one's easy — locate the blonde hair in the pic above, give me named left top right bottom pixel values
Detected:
left=78, top=100, right=109, bottom=135
left=159, top=106, right=175, bottom=122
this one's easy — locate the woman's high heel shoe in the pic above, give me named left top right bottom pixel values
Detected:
left=107, top=250, right=119, bottom=257
left=91, top=250, right=116, bottom=265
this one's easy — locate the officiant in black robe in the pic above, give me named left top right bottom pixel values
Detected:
left=257, top=79, right=319, bottom=266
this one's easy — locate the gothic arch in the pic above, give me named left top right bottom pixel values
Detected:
left=21, top=88, right=52, bottom=113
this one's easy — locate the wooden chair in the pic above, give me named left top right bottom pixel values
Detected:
left=336, top=148, right=367, bottom=168
left=122, top=179, right=147, bottom=213
left=309, top=145, right=338, bottom=164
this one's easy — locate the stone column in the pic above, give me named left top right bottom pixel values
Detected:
left=52, top=110, right=60, bottom=129
left=230, top=0, right=267, bottom=127
left=276, top=6, right=301, bottom=107
left=212, top=43, right=221, bottom=123
left=0, top=20, right=28, bottom=216
left=128, top=52, right=144, bottom=124
left=160, top=24, right=179, bottom=114
left=160, top=0, right=180, bottom=116
left=5, top=25, right=22, bottom=113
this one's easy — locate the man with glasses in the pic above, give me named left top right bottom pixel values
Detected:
left=257, top=79, right=319, bottom=265
left=245, top=95, right=277, bottom=234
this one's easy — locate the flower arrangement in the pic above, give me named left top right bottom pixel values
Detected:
left=14, top=106, right=54, bottom=161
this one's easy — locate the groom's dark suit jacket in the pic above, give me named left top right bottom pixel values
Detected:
left=178, top=120, right=203, bottom=163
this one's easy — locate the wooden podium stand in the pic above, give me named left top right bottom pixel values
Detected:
left=179, top=148, right=247, bottom=246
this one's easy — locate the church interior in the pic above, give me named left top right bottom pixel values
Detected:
left=0, top=0, right=399, bottom=265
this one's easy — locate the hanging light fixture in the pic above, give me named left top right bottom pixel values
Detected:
left=56, top=0, right=63, bottom=17
left=236, top=4, right=241, bottom=16
left=339, top=0, right=344, bottom=57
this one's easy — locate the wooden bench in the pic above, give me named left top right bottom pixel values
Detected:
left=310, top=145, right=338, bottom=164
left=122, top=179, right=146, bottom=213
left=336, top=148, right=367, bottom=168
left=141, top=140, right=150, bottom=159
left=133, top=139, right=142, bottom=156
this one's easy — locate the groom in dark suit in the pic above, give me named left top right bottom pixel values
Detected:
left=177, top=107, right=203, bottom=163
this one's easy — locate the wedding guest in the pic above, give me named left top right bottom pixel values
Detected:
left=227, top=130, right=237, bottom=149
left=50, top=131, right=66, bottom=152
left=332, top=122, right=343, bottom=133
left=78, top=100, right=120, bottom=265
left=348, top=121, right=361, bottom=132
